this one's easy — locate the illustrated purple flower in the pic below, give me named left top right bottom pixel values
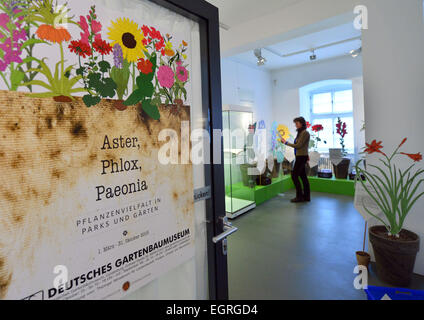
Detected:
left=0, top=9, right=27, bottom=72
left=176, top=66, right=188, bottom=82
left=113, top=43, right=123, bottom=69
left=0, top=13, right=9, bottom=29
left=157, top=65, right=175, bottom=88
left=0, top=39, right=24, bottom=65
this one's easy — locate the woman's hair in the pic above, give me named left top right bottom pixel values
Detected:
left=293, top=117, right=307, bottom=131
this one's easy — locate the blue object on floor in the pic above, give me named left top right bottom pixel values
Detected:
left=365, top=286, right=424, bottom=300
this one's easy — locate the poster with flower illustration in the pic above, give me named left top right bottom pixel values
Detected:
left=0, top=0, right=200, bottom=300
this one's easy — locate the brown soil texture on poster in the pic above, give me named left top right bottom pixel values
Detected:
left=0, top=91, right=193, bottom=299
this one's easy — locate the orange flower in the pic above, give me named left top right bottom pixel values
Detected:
left=182, top=40, right=188, bottom=47
left=36, top=24, right=71, bottom=43
left=364, top=140, right=386, bottom=156
left=164, top=48, right=175, bottom=57
left=401, top=152, right=423, bottom=162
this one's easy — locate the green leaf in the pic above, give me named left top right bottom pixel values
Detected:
left=76, top=67, right=85, bottom=76
left=23, top=79, right=52, bottom=91
left=29, top=92, right=57, bottom=98
left=99, top=78, right=117, bottom=98
left=87, top=73, right=102, bottom=90
left=10, top=70, right=25, bottom=91
left=142, top=99, right=160, bottom=120
left=98, top=60, right=111, bottom=73
left=83, top=95, right=101, bottom=108
left=124, top=89, right=143, bottom=106
left=139, top=82, right=154, bottom=99
left=111, top=66, right=130, bottom=100
left=21, top=38, right=48, bottom=50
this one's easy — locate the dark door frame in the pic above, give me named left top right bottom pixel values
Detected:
left=148, top=0, right=227, bottom=300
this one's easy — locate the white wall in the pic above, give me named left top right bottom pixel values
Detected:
left=361, top=0, right=424, bottom=274
left=221, top=58, right=273, bottom=130
left=271, top=56, right=365, bottom=154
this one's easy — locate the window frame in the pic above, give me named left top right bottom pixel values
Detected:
left=310, top=85, right=355, bottom=154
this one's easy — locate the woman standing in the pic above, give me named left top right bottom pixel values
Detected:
left=281, top=117, right=311, bottom=203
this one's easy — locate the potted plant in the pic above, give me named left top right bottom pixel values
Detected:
left=307, top=123, right=326, bottom=177
left=356, top=222, right=371, bottom=269
left=355, top=138, right=424, bottom=286
left=333, top=117, right=350, bottom=179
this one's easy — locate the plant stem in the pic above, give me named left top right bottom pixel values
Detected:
left=60, top=42, right=64, bottom=93
left=132, top=62, right=136, bottom=91
left=363, top=222, right=367, bottom=252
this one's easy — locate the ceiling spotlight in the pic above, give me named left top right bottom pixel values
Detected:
left=254, top=48, right=267, bottom=66
left=350, top=47, right=362, bottom=58
left=309, top=50, right=317, bottom=61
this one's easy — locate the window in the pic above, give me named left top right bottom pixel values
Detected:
left=310, top=88, right=355, bottom=153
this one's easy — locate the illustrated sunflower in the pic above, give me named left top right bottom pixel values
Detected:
left=108, top=18, right=146, bottom=62
left=277, top=125, right=291, bottom=141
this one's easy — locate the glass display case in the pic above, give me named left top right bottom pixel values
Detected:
left=223, top=105, right=256, bottom=219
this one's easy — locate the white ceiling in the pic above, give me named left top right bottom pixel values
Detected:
left=229, top=23, right=362, bottom=70
left=207, top=0, right=305, bottom=28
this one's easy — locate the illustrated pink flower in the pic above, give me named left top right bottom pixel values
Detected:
left=80, top=31, right=89, bottom=45
left=91, top=20, right=102, bottom=34
left=0, top=13, right=9, bottom=29
left=0, top=60, right=7, bottom=72
left=176, top=66, right=188, bottom=82
left=13, top=29, right=27, bottom=42
left=157, top=65, right=175, bottom=88
left=79, top=15, right=89, bottom=34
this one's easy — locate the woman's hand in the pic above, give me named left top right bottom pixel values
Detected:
left=281, top=138, right=287, bottom=144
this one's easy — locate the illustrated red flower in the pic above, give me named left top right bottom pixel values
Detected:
left=312, top=124, right=324, bottom=132
left=364, top=140, right=386, bottom=156
left=401, top=152, right=423, bottom=162
left=68, top=40, right=92, bottom=58
left=306, top=121, right=311, bottom=129
left=155, top=38, right=165, bottom=51
left=141, top=25, right=150, bottom=37
left=137, top=58, right=153, bottom=74
left=399, top=138, right=408, bottom=148
left=93, top=39, right=112, bottom=55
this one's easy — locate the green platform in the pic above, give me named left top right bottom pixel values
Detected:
left=226, top=175, right=355, bottom=207
left=309, top=177, right=355, bottom=196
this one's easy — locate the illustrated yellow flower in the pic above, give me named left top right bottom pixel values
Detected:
left=164, top=41, right=175, bottom=56
left=277, top=125, right=291, bottom=140
left=182, top=54, right=187, bottom=60
left=108, top=18, right=146, bottom=62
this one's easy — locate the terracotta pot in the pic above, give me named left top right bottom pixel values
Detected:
left=282, top=159, right=293, bottom=175
left=53, top=95, right=72, bottom=103
left=356, top=251, right=371, bottom=268
left=333, top=158, right=351, bottom=179
left=271, top=159, right=281, bottom=178
left=113, top=100, right=127, bottom=111
left=369, top=225, right=420, bottom=286
left=240, top=163, right=257, bottom=188
left=306, top=163, right=319, bottom=177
